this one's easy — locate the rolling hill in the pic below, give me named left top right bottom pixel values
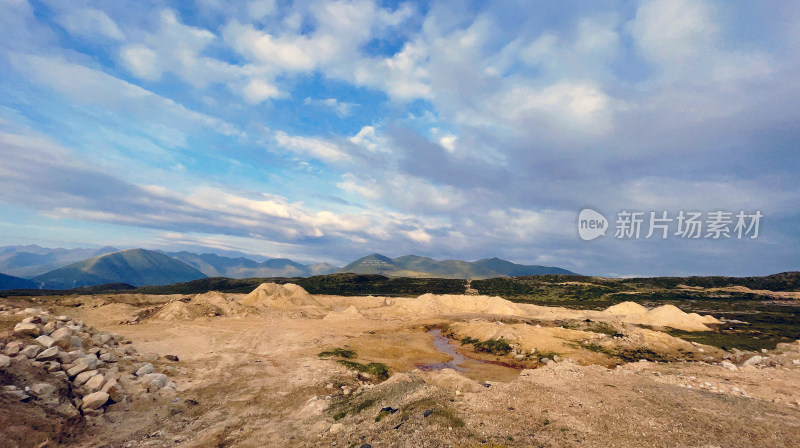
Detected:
left=338, top=253, right=576, bottom=279
left=0, top=272, right=37, bottom=290
left=32, top=249, right=207, bottom=289
left=166, top=252, right=339, bottom=278
left=0, top=245, right=118, bottom=278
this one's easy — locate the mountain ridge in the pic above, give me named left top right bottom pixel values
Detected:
left=32, top=249, right=207, bottom=289
left=338, top=253, right=576, bottom=279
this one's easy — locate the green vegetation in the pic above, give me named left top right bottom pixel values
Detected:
left=401, top=398, right=465, bottom=428
left=332, top=411, right=347, bottom=421
left=458, top=336, right=512, bottom=355
left=336, top=360, right=390, bottom=380
left=317, top=348, right=357, bottom=359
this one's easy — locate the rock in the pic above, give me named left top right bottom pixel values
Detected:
left=36, top=347, right=60, bottom=361
left=85, top=373, right=106, bottom=392
left=67, top=358, right=94, bottom=377
left=52, top=371, right=68, bottom=381
left=49, top=327, right=73, bottom=350
left=514, top=354, right=525, bottom=360
left=14, top=322, right=41, bottom=336
left=73, top=370, right=99, bottom=386
left=143, top=373, right=168, bottom=392
left=101, top=379, right=125, bottom=402
left=20, top=344, right=42, bottom=358
left=81, top=391, right=109, bottom=410
left=423, top=409, right=434, bottom=417
left=552, top=355, right=562, bottom=362
left=45, top=361, right=61, bottom=372
left=35, top=335, right=56, bottom=348
left=92, top=333, right=112, bottom=346
left=55, top=402, right=80, bottom=418
left=29, top=382, right=57, bottom=398
left=4, top=341, right=23, bottom=356
left=99, top=352, right=118, bottom=363
left=70, top=336, right=83, bottom=350
left=329, top=423, right=343, bottom=434
left=540, top=357, right=550, bottom=364
left=360, top=444, right=372, bottom=448
left=42, top=321, right=57, bottom=334
left=136, top=363, right=154, bottom=376
left=741, top=355, right=763, bottom=367
left=0, top=354, right=11, bottom=368
left=721, top=360, right=738, bottom=371
left=164, top=355, right=179, bottom=362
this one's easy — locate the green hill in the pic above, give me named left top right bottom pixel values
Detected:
left=33, top=249, right=206, bottom=289
left=0, top=272, right=37, bottom=290
left=338, top=254, right=576, bottom=279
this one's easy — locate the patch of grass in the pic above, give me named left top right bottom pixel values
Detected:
left=460, top=336, right=480, bottom=345
left=401, top=398, right=465, bottom=428
left=332, top=411, right=347, bottom=421
left=336, top=360, right=390, bottom=380
left=473, top=338, right=512, bottom=355
left=318, top=348, right=357, bottom=359
left=535, top=351, right=561, bottom=361
left=375, top=410, right=392, bottom=422
left=586, top=321, right=622, bottom=337
left=614, top=348, right=669, bottom=363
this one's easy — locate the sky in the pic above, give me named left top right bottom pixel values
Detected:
left=0, top=0, right=798, bottom=276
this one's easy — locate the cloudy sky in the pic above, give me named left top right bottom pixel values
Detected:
left=0, top=0, right=798, bottom=276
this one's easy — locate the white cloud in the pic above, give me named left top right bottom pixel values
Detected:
left=304, top=97, right=357, bottom=117
left=120, top=45, right=161, bottom=79
left=243, top=79, right=282, bottom=103
left=56, top=7, right=125, bottom=40
left=274, top=131, right=349, bottom=162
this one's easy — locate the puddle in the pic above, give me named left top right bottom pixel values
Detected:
left=418, top=329, right=469, bottom=371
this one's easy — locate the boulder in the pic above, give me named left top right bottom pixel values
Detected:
left=36, top=347, right=60, bottom=361
left=35, top=335, right=56, bottom=348
left=135, top=363, right=154, bottom=376
left=20, top=344, right=42, bottom=358
left=721, top=360, right=738, bottom=371
left=49, top=327, right=73, bottom=350
left=81, top=391, right=109, bottom=410
left=67, top=357, right=97, bottom=377
left=3, top=341, right=23, bottom=356
left=741, top=355, right=763, bottom=367
left=143, top=373, right=168, bottom=392
left=92, top=333, right=112, bottom=346
left=29, top=382, right=57, bottom=398
left=70, top=336, right=83, bottom=350
left=85, top=373, right=106, bottom=392
left=13, top=322, right=41, bottom=336
left=99, top=352, right=118, bottom=363
left=0, top=354, right=11, bottom=368
left=73, top=370, right=99, bottom=386
left=101, top=379, right=125, bottom=403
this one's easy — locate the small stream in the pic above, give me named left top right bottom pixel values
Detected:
left=418, top=329, right=469, bottom=371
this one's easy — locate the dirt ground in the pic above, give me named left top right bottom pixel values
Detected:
left=2, top=287, right=800, bottom=447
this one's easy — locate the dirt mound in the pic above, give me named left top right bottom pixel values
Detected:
left=240, top=283, right=322, bottom=309
left=389, top=294, right=524, bottom=317
left=603, top=302, right=719, bottom=331
left=322, top=305, right=365, bottom=321
left=152, top=291, right=250, bottom=320
left=639, top=305, right=720, bottom=331
left=604, top=301, right=648, bottom=315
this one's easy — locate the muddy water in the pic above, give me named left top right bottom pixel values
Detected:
left=419, top=329, right=469, bottom=371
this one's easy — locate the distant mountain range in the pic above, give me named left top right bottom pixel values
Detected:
left=0, top=245, right=576, bottom=290
left=0, top=245, right=119, bottom=277
left=32, top=249, right=207, bottom=289
left=0, top=272, right=37, bottom=290
left=164, top=251, right=339, bottom=278
left=337, top=253, right=576, bottom=279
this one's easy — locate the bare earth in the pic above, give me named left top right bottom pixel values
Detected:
left=2, top=284, right=800, bottom=447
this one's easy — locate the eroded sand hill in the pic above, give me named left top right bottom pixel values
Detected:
left=2, top=284, right=798, bottom=448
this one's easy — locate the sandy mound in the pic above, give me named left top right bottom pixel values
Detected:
left=603, top=302, right=720, bottom=331
left=388, top=294, right=525, bottom=317
left=419, top=368, right=484, bottom=393
left=240, top=283, right=322, bottom=309
left=322, top=305, right=366, bottom=321
left=152, top=291, right=250, bottom=320
left=604, top=301, right=648, bottom=315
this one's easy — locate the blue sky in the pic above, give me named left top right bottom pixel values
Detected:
left=0, top=0, right=798, bottom=276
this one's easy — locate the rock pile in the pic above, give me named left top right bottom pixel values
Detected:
left=1, top=303, right=178, bottom=420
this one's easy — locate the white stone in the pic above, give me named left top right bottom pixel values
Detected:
left=135, top=363, right=154, bottom=376
left=36, top=347, right=60, bottom=361
left=13, top=322, right=41, bottom=336
left=0, top=354, right=10, bottom=368
left=81, top=391, right=109, bottom=410
left=35, top=335, right=55, bottom=348
left=85, top=373, right=106, bottom=392
left=73, top=370, right=99, bottom=386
